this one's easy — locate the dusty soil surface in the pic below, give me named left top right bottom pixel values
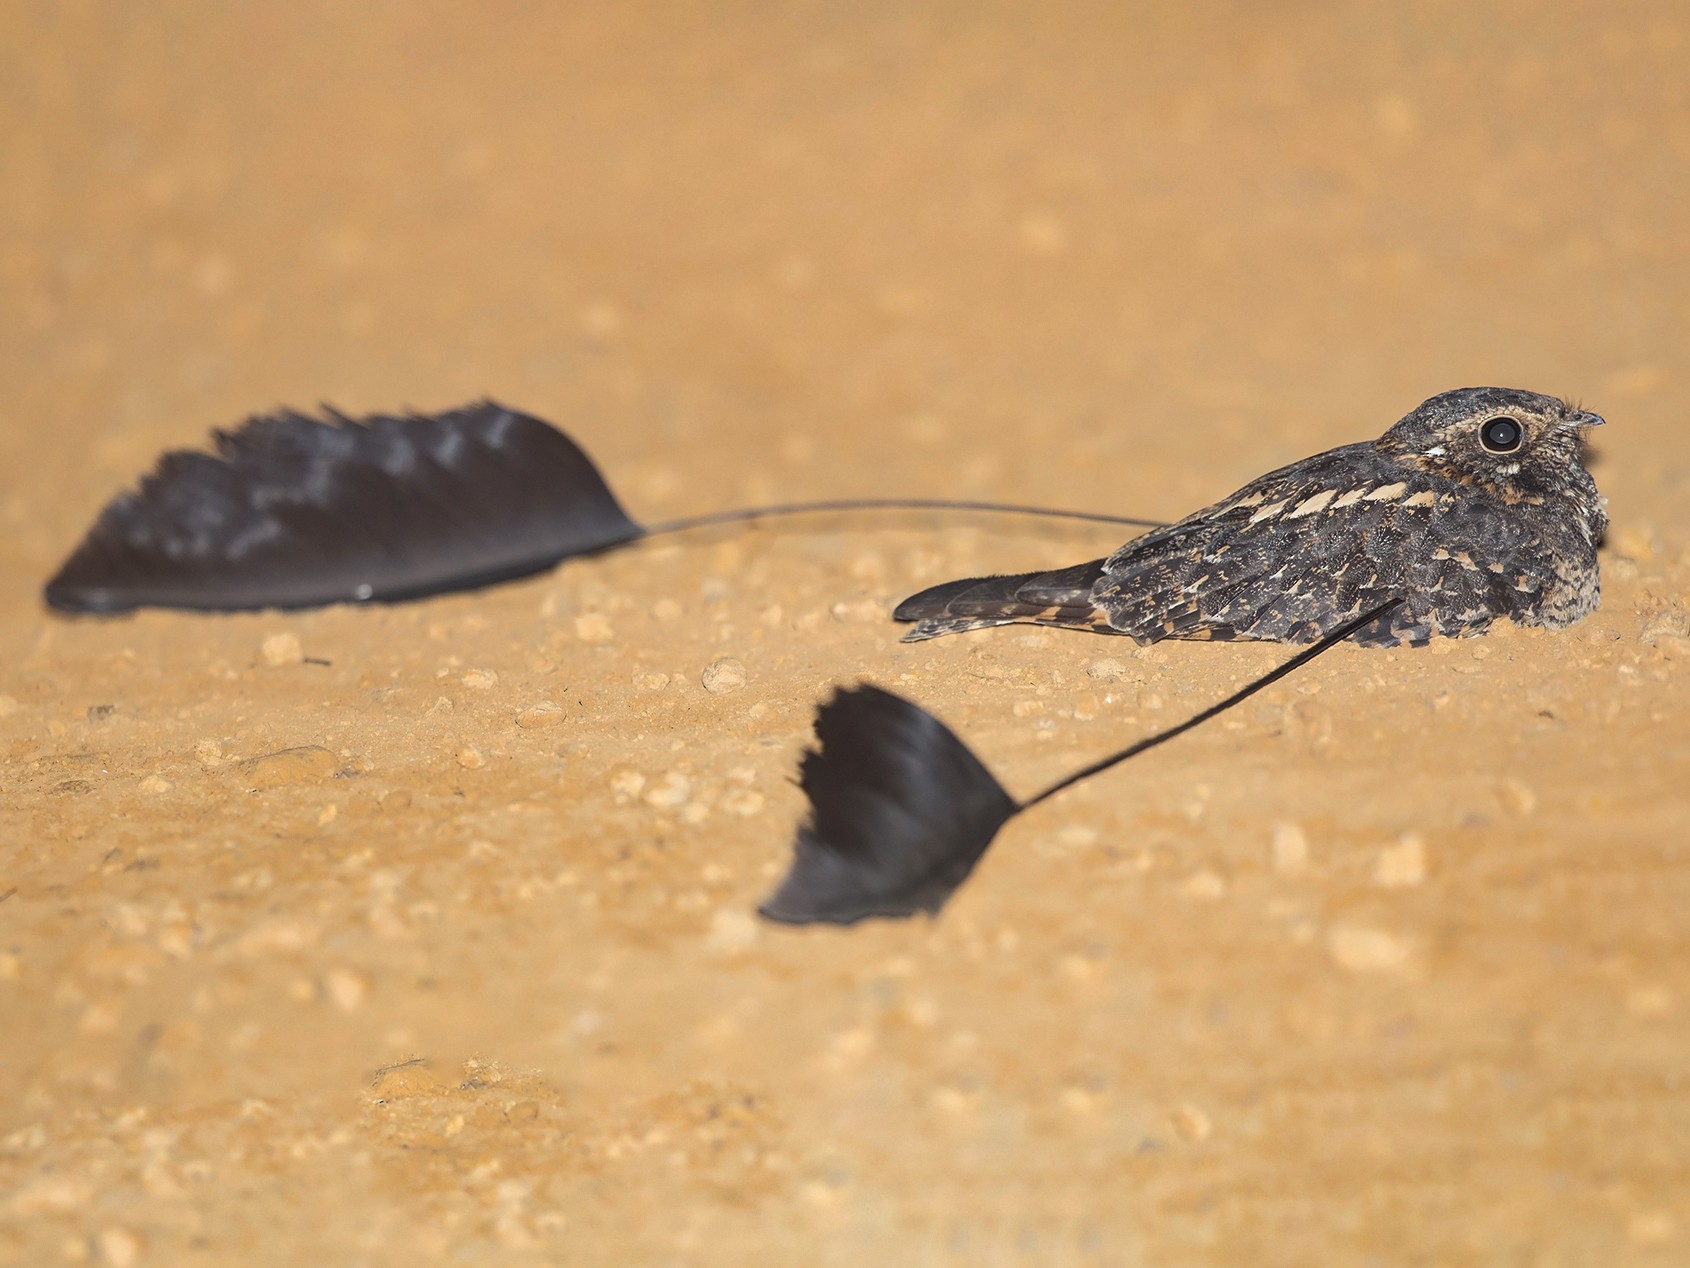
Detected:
left=3, top=4, right=1688, bottom=1264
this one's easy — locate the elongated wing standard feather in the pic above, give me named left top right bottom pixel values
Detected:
left=759, top=684, right=1018, bottom=925
left=44, top=400, right=645, bottom=613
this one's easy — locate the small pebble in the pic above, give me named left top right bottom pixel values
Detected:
left=138, top=775, right=172, bottom=795
left=644, top=770, right=693, bottom=809
left=1184, top=870, right=1225, bottom=899
left=461, top=667, right=499, bottom=690
left=97, top=1228, right=142, bottom=1268
left=609, top=769, right=646, bottom=802
left=1061, top=1086, right=1098, bottom=1114
left=456, top=745, right=486, bottom=770
left=1271, top=823, right=1309, bottom=874
left=1327, top=925, right=1411, bottom=974
left=575, top=612, right=614, bottom=644
left=1056, top=825, right=1099, bottom=849
left=849, top=551, right=884, bottom=580
left=80, top=1000, right=122, bottom=1036
left=260, top=632, right=304, bottom=667
left=706, top=908, right=759, bottom=953
left=1170, top=1103, right=1212, bottom=1143
left=1373, top=834, right=1427, bottom=888
left=324, top=968, right=370, bottom=1013
left=720, top=789, right=765, bottom=817
left=1498, top=779, right=1537, bottom=816
left=368, top=1062, right=447, bottom=1100
left=1612, top=524, right=1656, bottom=559
left=1086, top=658, right=1127, bottom=682
left=516, top=701, right=564, bottom=729
left=932, top=1087, right=971, bottom=1115
left=194, top=739, right=224, bottom=767
left=241, top=746, right=337, bottom=789
left=1640, top=609, right=1689, bottom=645
left=701, top=657, right=747, bottom=694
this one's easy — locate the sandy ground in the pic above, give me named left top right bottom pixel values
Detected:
left=3, top=3, right=1689, bottom=1264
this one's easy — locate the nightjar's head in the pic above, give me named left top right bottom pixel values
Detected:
left=1378, top=387, right=1604, bottom=507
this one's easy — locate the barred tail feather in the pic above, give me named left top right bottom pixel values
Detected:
left=893, top=559, right=1119, bottom=642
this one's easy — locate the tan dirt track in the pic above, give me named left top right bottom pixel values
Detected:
left=2, top=5, right=1688, bottom=1265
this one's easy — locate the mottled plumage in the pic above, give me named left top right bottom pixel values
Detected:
left=895, top=387, right=1607, bottom=648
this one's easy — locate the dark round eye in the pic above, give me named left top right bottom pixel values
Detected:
left=1480, top=417, right=1522, bottom=453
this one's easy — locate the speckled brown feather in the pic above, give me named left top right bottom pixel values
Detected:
left=895, top=387, right=1607, bottom=649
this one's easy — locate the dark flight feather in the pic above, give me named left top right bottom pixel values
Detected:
left=44, top=401, right=645, bottom=613
left=757, top=685, right=1017, bottom=925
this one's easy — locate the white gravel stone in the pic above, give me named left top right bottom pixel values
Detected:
left=1271, top=823, right=1310, bottom=874
left=1640, top=609, right=1689, bottom=645
left=644, top=770, right=693, bottom=809
left=324, top=967, right=370, bottom=1013
left=1373, top=834, right=1427, bottom=888
left=261, top=632, right=303, bottom=667
left=575, top=613, right=615, bottom=644
left=1498, top=779, right=1537, bottom=816
left=701, top=657, right=747, bottom=694
left=516, top=701, right=564, bottom=729
left=1327, top=925, right=1411, bottom=974
left=720, top=789, right=766, bottom=817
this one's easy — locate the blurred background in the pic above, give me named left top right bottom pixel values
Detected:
left=5, top=1, right=1685, bottom=563
left=2, top=3, right=1686, bottom=1265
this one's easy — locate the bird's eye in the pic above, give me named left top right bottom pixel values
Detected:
left=1480, top=417, right=1523, bottom=453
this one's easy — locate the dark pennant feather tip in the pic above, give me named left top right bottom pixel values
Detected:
left=44, top=400, right=645, bottom=614
left=758, top=684, right=1019, bottom=926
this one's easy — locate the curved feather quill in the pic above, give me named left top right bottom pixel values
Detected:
left=761, top=601, right=1398, bottom=925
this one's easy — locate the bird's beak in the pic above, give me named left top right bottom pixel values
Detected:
left=1569, top=410, right=1606, bottom=429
